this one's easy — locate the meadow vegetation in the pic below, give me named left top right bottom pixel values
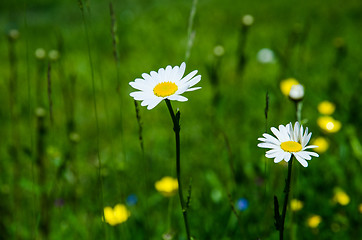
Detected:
left=1, top=0, right=361, bottom=239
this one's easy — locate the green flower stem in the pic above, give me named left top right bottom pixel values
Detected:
left=279, top=157, right=293, bottom=240
left=295, top=101, right=303, bottom=123
left=165, top=99, right=191, bottom=240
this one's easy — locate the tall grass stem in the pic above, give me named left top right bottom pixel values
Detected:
left=185, top=0, right=197, bottom=62
left=78, top=0, right=106, bottom=237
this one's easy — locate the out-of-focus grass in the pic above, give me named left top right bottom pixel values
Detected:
left=0, top=0, right=361, bottom=239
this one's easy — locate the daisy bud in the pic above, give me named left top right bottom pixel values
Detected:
left=48, top=49, right=60, bottom=61
left=242, top=14, right=254, bottom=26
left=213, top=45, right=225, bottom=57
left=257, top=48, right=275, bottom=64
left=289, top=84, right=304, bottom=101
left=35, top=48, right=46, bottom=60
left=8, top=29, right=20, bottom=41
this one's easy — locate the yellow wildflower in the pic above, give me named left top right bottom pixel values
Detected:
left=155, top=176, right=178, bottom=197
left=311, top=137, right=329, bottom=153
left=317, top=116, right=341, bottom=133
left=280, top=78, right=299, bottom=96
left=307, top=215, right=322, bottom=228
left=333, top=189, right=350, bottom=206
left=318, top=101, right=336, bottom=115
left=103, top=204, right=131, bottom=226
left=358, top=203, right=362, bottom=213
left=290, top=199, right=304, bottom=211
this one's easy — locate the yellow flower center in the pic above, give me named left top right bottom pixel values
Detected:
left=153, top=82, right=178, bottom=97
left=280, top=141, right=302, bottom=152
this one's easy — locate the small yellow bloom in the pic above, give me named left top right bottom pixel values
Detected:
left=333, top=189, right=350, bottom=206
left=307, top=215, right=322, bottom=228
left=312, top=137, right=329, bottom=153
left=358, top=203, right=362, bottom=213
left=103, top=204, right=131, bottom=226
left=318, top=101, right=336, bottom=115
left=155, top=176, right=178, bottom=197
left=280, top=78, right=299, bottom=96
left=317, top=116, right=341, bottom=133
left=290, top=199, right=304, bottom=211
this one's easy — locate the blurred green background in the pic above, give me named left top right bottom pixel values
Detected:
left=1, top=0, right=361, bottom=239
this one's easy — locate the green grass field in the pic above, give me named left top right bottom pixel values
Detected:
left=1, top=0, right=361, bottom=239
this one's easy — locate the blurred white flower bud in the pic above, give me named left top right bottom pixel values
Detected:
left=35, top=48, right=46, bottom=59
left=35, top=107, right=46, bottom=117
left=257, top=48, right=275, bottom=63
left=48, top=50, right=60, bottom=61
left=213, top=45, right=225, bottom=57
left=8, top=29, right=20, bottom=40
left=242, top=15, right=254, bottom=26
left=289, top=84, right=304, bottom=101
left=69, top=132, right=80, bottom=143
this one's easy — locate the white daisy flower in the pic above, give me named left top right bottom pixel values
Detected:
left=257, top=122, right=319, bottom=167
left=129, top=62, right=201, bottom=110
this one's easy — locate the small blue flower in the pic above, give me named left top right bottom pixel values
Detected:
left=126, top=194, right=138, bottom=206
left=236, top=198, right=249, bottom=211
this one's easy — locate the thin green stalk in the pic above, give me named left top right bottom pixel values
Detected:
left=295, top=101, right=303, bottom=123
left=279, top=157, right=293, bottom=240
left=165, top=100, right=191, bottom=240
left=185, top=0, right=197, bottom=62
left=47, top=62, right=53, bottom=124
left=78, top=0, right=106, bottom=236
left=35, top=109, right=50, bottom=239
left=22, top=3, right=37, bottom=239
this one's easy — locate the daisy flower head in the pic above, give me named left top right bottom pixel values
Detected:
left=129, top=62, right=201, bottom=110
left=258, top=122, right=319, bottom=167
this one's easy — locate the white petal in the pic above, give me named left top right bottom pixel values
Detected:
left=130, top=81, right=151, bottom=91
left=258, top=137, right=267, bottom=142
left=293, top=153, right=308, bottom=167
left=274, top=153, right=285, bottom=163
left=175, top=62, right=186, bottom=81
left=263, top=133, right=281, bottom=145
left=134, top=78, right=154, bottom=87
left=266, top=149, right=281, bottom=154
left=278, top=125, right=290, bottom=142
left=283, top=152, right=292, bottom=162
left=293, top=122, right=300, bottom=141
left=184, top=75, right=201, bottom=87
left=302, top=132, right=312, bottom=148
left=271, top=127, right=283, bottom=141
left=168, top=66, right=179, bottom=82
left=303, top=145, right=318, bottom=150
left=146, top=98, right=163, bottom=110
left=176, top=84, right=190, bottom=95
left=302, top=151, right=319, bottom=157
left=258, top=143, right=279, bottom=149
left=150, top=71, right=159, bottom=82
left=179, top=70, right=198, bottom=85
left=164, top=65, right=175, bottom=82
left=266, top=149, right=282, bottom=158
left=142, top=73, right=155, bottom=83
left=185, top=87, right=201, bottom=92
left=141, top=96, right=160, bottom=107
left=130, top=91, right=149, bottom=100
left=167, top=95, right=188, bottom=102
left=295, top=151, right=311, bottom=160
